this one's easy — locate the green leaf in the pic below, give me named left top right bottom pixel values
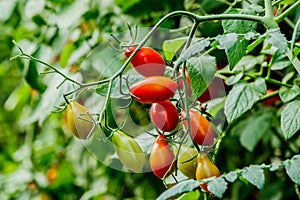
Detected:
left=157, top=179, right=200, bottom=200
left=225, top=73, right=243, bottom=85
left=60, top=41, right=76, bottom=68
left=279, top=86, right=300, bottom=103
left=270, top=161, right=281, bottom=172
left=163, top=37, right=187, bottom=62
left=225, top=78, right=266, bottom=122
left=238, top=111, right=274, bottom=152
left=178, top=190, right=200, bottom=200
left=25, top=61, right=47, bottom=92
left=242, top=165, right=265, bottom=190
left=187, top=55, right=216, bottom=97
left=280, top=100, right=300, bottom=140
left=207, top=177, right=228, bottom=198
left=285, top=155, right=300, bottom=185
left=216, top=33, right=248, bottom=70
left=225, top=171, right=238, bottom=182
left=271, top=60, right=291, bottom=70
left=174, top=39, right=210, bottom=69
left=267, top=29, right=288, bottom=52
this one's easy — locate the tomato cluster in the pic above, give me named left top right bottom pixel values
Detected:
left=63, top=46, right=220, bottom=192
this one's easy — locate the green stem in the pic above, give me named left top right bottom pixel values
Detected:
left=265, top=77, right=293, bottom=88
left=275, top=0, right=300, bottom=23
left=264, top=0, right=274, bottom=18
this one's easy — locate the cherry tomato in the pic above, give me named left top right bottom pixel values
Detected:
left=181, top=110, right=215, bottom=146
left=196, top=153, right=220, bottom=192
left=176, top=145, right=197, bottom=179
left=111, top=130, right=145, bottom=172
left=125, top=46, right=165, bottom=77
left=150, top=135, right=176, bottom=179
left=66, top=101, right=94, bottom=139
left=150, top=100, right=179, bottom=132
left=130, top=76, right=178, bottom=103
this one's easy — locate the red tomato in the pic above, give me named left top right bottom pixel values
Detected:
left=264, top=89, right=280, bottom=106
left=196, top=153, right=220, bottom=192
left=150, top=100, right=179, bottom=132
left=130, top=76, right=178, bottom=103
left=125, top=46, right=165, bottom=77
left=198, top=77, right=226, bottom=102
left=181, top=110, right=215, bottom=146
left=150, top=135, right=176, bottom=179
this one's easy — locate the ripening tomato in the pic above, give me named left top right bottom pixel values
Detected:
left=130, top=76, right=178, bottom=103
left=66, top=101, right=94, bottom=139
left=111, top=130, right=145, bottom=172
left=125, top=46, right=165, bottom=77
left=181, top=110, right=215, bottom=146
left=196, top=153, right=220, bottom=192
left=263, top=89, right=280, bottom=106
left=150, top=100, right=179, bottom=132
left=150, top=135, right=176, bottom=179
left=176, top=145, right=197, bottom=179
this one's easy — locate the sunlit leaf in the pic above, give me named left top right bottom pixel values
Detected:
left=242, top=165, right=265, bottom=190
left=285, top=155, right=300, bottom=185
left=280, top=100, right=300, bottom=140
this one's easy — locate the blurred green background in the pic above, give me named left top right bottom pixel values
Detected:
left=1, top=0, right=299, bottom=199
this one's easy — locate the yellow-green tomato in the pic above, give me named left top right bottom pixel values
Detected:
left=176, top=145, right=197, bottom=179
left=66, top=101, right=94, bottom=139
left=111, top=130, right=145, bottom=172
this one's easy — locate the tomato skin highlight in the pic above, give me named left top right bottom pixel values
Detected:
left=125, top=46, right=165, bottom=77
left=66, top=101, right=94, bottom=139
left=150, top=135, right=176, bottom=179
left=196, top=153, right=220, bottom=192
left=150, top=100, right=179, bottom=132
left=130, top=76, right=178, bottom=103
left=181, top=110, right=215, bottom=146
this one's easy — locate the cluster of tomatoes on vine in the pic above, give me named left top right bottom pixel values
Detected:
left=64, top=43, right=221, bottom=193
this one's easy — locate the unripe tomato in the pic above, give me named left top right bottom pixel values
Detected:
left=150, top=135, right=176, bottom=179
left=181, top=110, right=215, bottom=146
left=130, top=76, right=178, bottom=103
left=66, top=101, right=94, bottom=139
left=111, top=130, right=145, bottom=172
left=150, top=100, right=179, bottom=132
left=125, top=46, right=165, bottom=77
left=176, top=145, right=197, bottom=179
left=196, top=153, right=220, bottom=192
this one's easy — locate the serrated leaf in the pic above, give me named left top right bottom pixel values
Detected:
left=279, top=86, right=300, bottom=103
left=242, top=165, right=265, bottom=190
left=239, top=112, right=274, bottom=152
left=163, top=37, right=187, bottom=62
left=178, top=190, right=200, bottom=200
left=187, top=55, right=216, bottom=97
left=280, top=100, right=300, bottom=140
left=285, top=155, right=300, bottom=185
left=157, top=180, right=200, bottom=200
left=174, top=39, right=210, bottom=69
left=267, top=29, right=288, bottom=52
left=216, top=33, right=248, bottom=70
left=225, top=171, right=238, bottom=182
left=225, top=78, right=266, bottom=122
left=207, top=177, right=228, bottom=198
left=225, top=73, right=243, bottom=85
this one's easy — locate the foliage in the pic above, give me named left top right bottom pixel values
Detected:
left=1, top=0, right=300, bottom=200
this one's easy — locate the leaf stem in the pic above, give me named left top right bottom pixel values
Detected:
left=275, top=0, right=300, bottom=23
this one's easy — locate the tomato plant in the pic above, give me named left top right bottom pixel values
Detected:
left=150, top=100, right=179, bottom=132
left=130, top=76, right=178, bottom=103
left=150, top=135, right=176, bottom=179
left=125, top=46, right=165, bottom=77
left=181, top=109, right=215, bottom=146
left=177, top=145, right=198, bottom=179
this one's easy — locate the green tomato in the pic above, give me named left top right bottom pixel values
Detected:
left=111, top=130, right=145, bottom=172
left=176, top=145, right=198, bottom=179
